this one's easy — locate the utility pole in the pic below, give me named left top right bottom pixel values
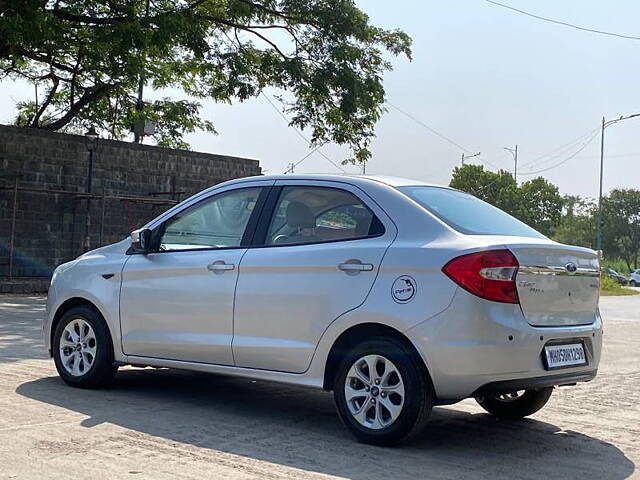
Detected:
left=285, top=162, right=295, bottom=174
left=596, top=113, right=640, bottom=253
left=504, top=145, right=518, bottom=181
left=597, top=117, right=605, bottom=256
left=134, top=0, right=151, bottom=143
left=461, top=152, right=481, bottom=167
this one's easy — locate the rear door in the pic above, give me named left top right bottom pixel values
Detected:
left=232, top=180, right=396, bottom=373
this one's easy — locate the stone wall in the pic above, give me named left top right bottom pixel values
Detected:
left=0, top=125, right=260, bottom=280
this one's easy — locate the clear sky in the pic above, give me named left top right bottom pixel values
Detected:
left=1, top=0, right=639, bottom=198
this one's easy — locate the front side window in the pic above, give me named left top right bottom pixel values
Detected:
left=398, top=186, right=545, bottom=238
left=265, top=186, right=384, bottom=246
left=159, top=187, right=261, bottom=251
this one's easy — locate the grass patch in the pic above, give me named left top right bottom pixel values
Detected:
left=601, top=275, right=639, bottom=296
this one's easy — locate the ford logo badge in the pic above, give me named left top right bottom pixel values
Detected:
left=565, top=262, right=578, bottom=275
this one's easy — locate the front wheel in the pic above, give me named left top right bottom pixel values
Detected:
left=53, top=305, right=118, bottom=389
left=475, top=388, right=553, bottom=419
left=631, top=280, right=638, bottom=287
left=333, top=337, right=433, bottom=446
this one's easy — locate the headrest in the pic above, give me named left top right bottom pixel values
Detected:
left=286, top=201, right=316, bottom=229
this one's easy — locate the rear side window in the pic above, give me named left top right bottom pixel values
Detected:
left=398, top=186, right=545, bottom=238
left=265, top=186, right=384, bottom=246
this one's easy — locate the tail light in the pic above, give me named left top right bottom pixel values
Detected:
left=442, top=249, right=520, bottom=304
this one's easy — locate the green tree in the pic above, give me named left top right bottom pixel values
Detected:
left=516, top=177, right=563, bottom=237
left=552, top=195, right=596, bottom=248
left=449, top=164, right=519, bottom=215
left=449, top=164, right=563, bottom=237
left=0, top=0, right=411, bottom=155
left=602, top=189, right=640, bottom=270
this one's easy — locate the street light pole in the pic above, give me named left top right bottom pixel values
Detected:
left=87, top=149, right=95, bottom=193
left=597, top=116, right=605, bottom=255
left=504, top=145, right=518, bottom=181
left=596, top=113, right=640, bottom=253
left=85, top=127, right=98, bottom=193
left=84, top=127, right=99, bottom=250
left=134, top=0, right=151, bottom=143
left=461, top=152, right=481, bottom=167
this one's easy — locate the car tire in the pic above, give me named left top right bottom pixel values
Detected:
left=53, top=305, right=118, bottom=389
left=475, top=388, right=553, bottom=419
left=631, top=280, right=638, bottom=287
left=333, top=337, right=433, bottom=446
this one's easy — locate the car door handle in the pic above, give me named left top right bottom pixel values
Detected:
left=207, top=262, right=235, bottom=272
left=338, top=262, right=374, bottom=272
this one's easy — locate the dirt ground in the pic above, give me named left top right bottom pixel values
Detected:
left=1, top=294, right=638, bottom=480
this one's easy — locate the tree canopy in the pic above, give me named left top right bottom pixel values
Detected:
left=449, top=164, right=563, bottom=237
left=516, top=177, right=563, bottom=236
left=449, top=164, right=519, bottom=214
left=450, top=164, right=640, bottom=270
left=602, top=189, right=640, bottom=271
left=0, top=0, right=411, bottom=155
left=553, top=195, right=597, bottom=249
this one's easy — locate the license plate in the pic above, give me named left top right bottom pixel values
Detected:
left=543, top=343, right=588, bottom=370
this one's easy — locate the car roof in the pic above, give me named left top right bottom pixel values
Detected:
left=232, top=173, right=449, bottom=189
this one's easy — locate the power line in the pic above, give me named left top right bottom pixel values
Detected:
left=485, top=0, right=640, bottom=41
left=387, top=102, right=473, bottom=153
left=260, top=92, right=346, bottom=174
left=452, top=130, right=599, bottom=194
left=220, top=31, right=345, bottom=174
left=288, top=145, right=324, bottom=172
left=220, top=30, right=345, bottom=174
left=518, top=130, right=601, bottom=175
left=518, top=126, right=600, bottom=169
left=571, top=152, right=640, bottom=159
left=386, top=101, right=502, bottom=170
left=476, top=155, right=503, bottom=171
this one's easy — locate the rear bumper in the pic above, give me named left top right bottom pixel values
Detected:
left=407, top=288, right=602, bottom=401
left=473, top=369, right=597, bottom=397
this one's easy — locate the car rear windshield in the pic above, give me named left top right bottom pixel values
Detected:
left=398, top=186, right=545, bottom=238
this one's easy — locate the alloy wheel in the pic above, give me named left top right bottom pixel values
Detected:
left=344, top=354, right=405, bottom=430
left=59, top=318, right=97, bottom=376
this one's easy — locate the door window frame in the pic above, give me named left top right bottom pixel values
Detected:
left=140, top=186, right=270, bottom=254
left=250, top=184, right=388, bottom=248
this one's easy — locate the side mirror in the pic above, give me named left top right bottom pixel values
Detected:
left=130, top=228, right=153, bottom=253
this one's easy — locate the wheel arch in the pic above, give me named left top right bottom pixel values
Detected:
left=50, top=297, right=112, bottom=356
left=322, top=322, right=431, bottom=391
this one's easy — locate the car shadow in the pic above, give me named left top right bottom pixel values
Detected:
left=17, top=367, right=635, bottom=480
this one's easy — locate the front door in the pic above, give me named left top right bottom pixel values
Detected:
left=232, top=181, right=396, bottom=373
left=120, top=185, right=266, bottom=365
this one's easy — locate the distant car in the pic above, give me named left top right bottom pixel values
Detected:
left=45, top=175, right=602, bottom=446
left=606, top=268, right=628, bottom=286
left=630, top=269, right=640, bottom=287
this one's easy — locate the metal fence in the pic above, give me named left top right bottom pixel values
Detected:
left=0, top=174, right=181, bottom=280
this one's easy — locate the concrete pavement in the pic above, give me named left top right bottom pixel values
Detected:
left=0, top=295, right=638, bottom=479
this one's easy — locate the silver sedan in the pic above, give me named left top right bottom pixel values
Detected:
left=45, top=175, right=602, bottom=445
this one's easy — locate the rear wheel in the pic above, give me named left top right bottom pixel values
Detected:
left=475, top=388, right=553, bottom=419
left=631, top=280, right=638, bottom=287
left=53, top=306, right=118, bottom=389
left=333, top=337, right=433, bottom=446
